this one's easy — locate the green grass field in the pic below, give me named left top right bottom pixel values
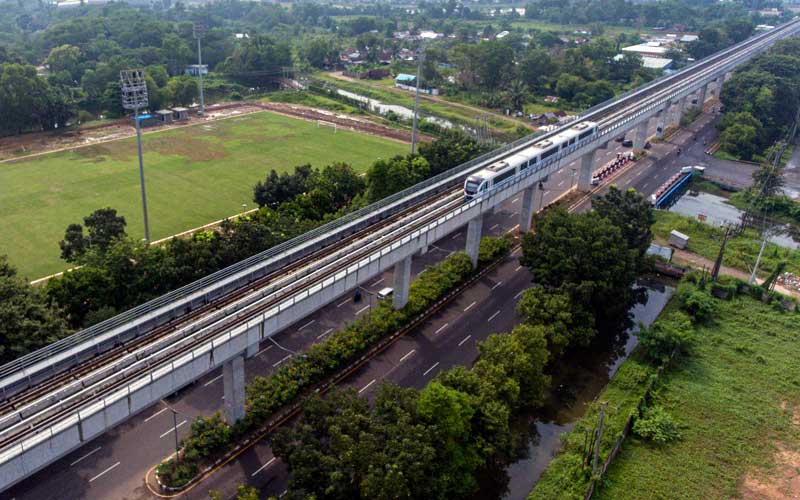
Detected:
left=1, top=111, right=407, bottom=279
left=595, top=293, right=800, bottom=500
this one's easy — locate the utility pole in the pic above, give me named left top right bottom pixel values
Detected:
left=410, top=42, right=426, bottom=156
left=711, top=225, right=731, bottom=281
left=120, top=69, right=151, bottom=243
left=750, top=238, right=767, bottom=284
left=193, top=22, right=206, bottom=116
left=592, top=402, right=608, bottom=477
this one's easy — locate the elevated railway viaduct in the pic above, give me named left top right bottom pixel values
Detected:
left=0, top=18, right=798, bottom=493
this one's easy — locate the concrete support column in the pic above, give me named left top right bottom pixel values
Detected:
left=223, top=354, right=246, bottom=424
left=633, top=119, right=649, bottom=152
left=520, top=186, right=538, bottom=233
left=392, top=255, right=412, bottom=309
left=577, top=150, right=595, bottom=192
left=656, top=102, right=670, bottom=139
left=466, top=216, right=483, bottom=269
left=246, top=343, right=258, bottom=358
left=697, top=85, right=707, bottom=109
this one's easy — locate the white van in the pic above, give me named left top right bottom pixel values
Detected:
left=377, top=287, right=394, bottom=300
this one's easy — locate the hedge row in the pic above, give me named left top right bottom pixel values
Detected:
left=156, top=236, right=511, bottom=487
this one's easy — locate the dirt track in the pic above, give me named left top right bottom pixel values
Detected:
left=0, top=100, right=425, bottom=163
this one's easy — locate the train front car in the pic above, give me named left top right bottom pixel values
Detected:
left=464, top=174, right=485, bottom=201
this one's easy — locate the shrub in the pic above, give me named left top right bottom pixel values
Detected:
left=681, top=289, right=716, bottom=323
left=633, top=405, right=681, bottom=444
left=638, top=311, right=695, bottom=362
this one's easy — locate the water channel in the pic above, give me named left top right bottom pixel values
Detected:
left=471, top=281, right=674, bottom=500
left=336, top=89, right=456, bottom=130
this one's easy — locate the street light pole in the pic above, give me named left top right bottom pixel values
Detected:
left=411, top=42, right=426, bottom=156
left=120, top=69, right=151, bottom=243
left=194, top=22, right=206, bottom=116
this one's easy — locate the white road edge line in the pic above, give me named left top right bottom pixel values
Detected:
left=144, top=407, right=168, bottom=423
left=371, top=277, right=385, bottom=287
left=273, top=354, right=291, bottom=368
left=159, top=420, right=187, bottom=439
left=463, top=301, right=477, bottom=312
left=355, top=304, right=371, bottom=315
left=515, top=266, right=522, bottom=272
left=88, top=461, right=120, bottom=483
left=298, top=319, right=315, bottom=331
left=358, top=379, right=376, bottom=394
left=70, top=446, right=101, bottom=467
left=491, top=281, right=503, bottom=290
left=251, top=457, right=277, bottom=476
left=458, top=335, right=472, bottom=347
left=256, top=345, right=273, bottom=357
left=399, top=349, right=416, bottom=363
left=487, top=310, right=501, bottom=322
left=490, top=223, right=499, bottom=230
left=336, top=298, right=351, bottom=308
left=511, top=197, right=519, bottom=203
left=423, top=362, right=440, bottom=376
left=317, top=328, right=334, bottom=340
left=434, top=323, right=449, bottom=335
left=451, top=232, right=461, bottom=240
left=203, top=374, right=223, bottom=387
left=514, top=290, right=525, bottom=300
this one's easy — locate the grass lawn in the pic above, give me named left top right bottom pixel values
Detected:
left=0, top=111, right=407, bottom=279
left=652, top=210, right=800, bottom=276
left=595, top=293, right=800, bottom=500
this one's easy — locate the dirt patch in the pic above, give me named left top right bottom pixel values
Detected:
left=735, top=404, right=800, bottom=500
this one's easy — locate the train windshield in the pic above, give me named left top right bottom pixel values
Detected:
left=465, top=179, right=481, bottom=194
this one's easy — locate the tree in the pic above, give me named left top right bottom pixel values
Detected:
left=367, top=155, right=430, bottom=202
left=253, top=164, right=313, bottom=208
left=165, top=75, right=199, bottom=106
left=752, top=161, right=785, bottom=198
left=219, top=35, right=291, bottom=86
left=516, top=285, right=595, bottom=358
left=0, top=256, right=70, bottom=363
left=0, top=63, right=51, bottom=134
left=519, top=49, right=557, bottom=93
left=418, top=130, right=489, bottom=177
left=59, top=207, right=127, bottom=262
left=45, top=44, right=82, bottom=81
left=719, top=123, right=759, bottom=160
left=520, top=207, right=641, bottom=332
left=592, top=185, right=654, bottom=268
left=555, top=74, right=586, bottom=102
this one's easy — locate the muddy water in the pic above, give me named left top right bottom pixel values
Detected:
left=474, top=281, right=674, bottom=500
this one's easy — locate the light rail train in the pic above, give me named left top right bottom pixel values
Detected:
left=464, top=121, right=598, bottom=199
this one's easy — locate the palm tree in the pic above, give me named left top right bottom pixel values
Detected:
left=504, top=79, right=528, bottom=112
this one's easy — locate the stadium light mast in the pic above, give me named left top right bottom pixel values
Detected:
left=410, top=41, right=426, bottom=156
left=120, top=69, right=151, bottom=243
left=193, top=21, right=206, bottom=116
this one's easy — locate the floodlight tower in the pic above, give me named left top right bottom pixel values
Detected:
left=120, top=69, right=151, bottom=243
left=193, top=21, right=206, bottom=116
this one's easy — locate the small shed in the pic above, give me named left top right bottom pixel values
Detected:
left=172, top=107, right=189, bottom=121
left=646, top=243, right=673, bottom=262
left=668, top=229, right=689, bottom=249
left=155, top=109, right=173, bottom=124
left=395, top=73, right=416, bottom=85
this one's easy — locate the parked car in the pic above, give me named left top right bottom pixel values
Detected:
left=622, top=139, right=633, bottom=147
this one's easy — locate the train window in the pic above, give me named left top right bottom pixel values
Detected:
left=569, top=138, right=576, bottom=146
left=578, top=129, right=594, bottom=140
left=541, top=147, right=558, bottom=160
left=495, top=168, right=516, bottom=184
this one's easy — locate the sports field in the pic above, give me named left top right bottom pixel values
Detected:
left=1, top=111, right=407, bottom=279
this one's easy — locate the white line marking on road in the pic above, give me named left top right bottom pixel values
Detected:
left=251, top=457, right=276, bottom=476
left=511, top=197, right=519, bottom=204
left=451, top=232, right=461, bottom=240
left=273, top=354, right=291, bottom=368
left=458, top=335, right=472, bottom=347
left=256, top=345, right=273, bottom=357
left=514, top=290, right=525, bottom=300
left=487, top=310, right=501, bottom=322
left=490, top=224, right=499, bottom=230
left=423, top=362, right=440, bottom=376
left=624, top=178, right=632, bottom=186
left=203, top=374, right=223, bottom=387
left=88, top=461, right=120, bottom=483
left=399, top=349, right=416, bottom=363
left=634, top=169, right=643, bottom=177
left=355, top=304, right=371, bottom=315
left=507, top=224, right=520, bottom=234
left=491, top=281, right=503, bottom=290
left=508, top=211, right=517, bottom=218
left=434, top=323, right=449, bottom=335
left=317, top=328, right=334, bottom=340
left=463, top=301, right=477, bottom=312
left=144, top=407, right=168, bottom=423
left=515, top=266, right=522, bottom=272
left=370, top=277, right=385, bottom=287
left=337, top=298, right=351, bottom=308
left=358, top=379, right=376, bottom=394
left=70, top=447, right=101, bottom=467
left=642, top=182, right=650, bottom=190
left=160, top=420, right=187, bottom=439
left=542, top=191, right=550, bottom=196
left=558, top=179, right=566, bottom=187
left=298, top=319, right=315, bottom=331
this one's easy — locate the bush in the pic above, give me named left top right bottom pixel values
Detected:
left=638, top=311, right=695, bottom=362
left=633, top=405, right=681, bottom=444
left=681, top=289, right=716, bottom=323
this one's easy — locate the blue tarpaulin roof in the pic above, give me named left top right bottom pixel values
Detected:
left=395, top=73, right=416, bottom=82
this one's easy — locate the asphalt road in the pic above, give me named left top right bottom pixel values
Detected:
left=5, top=108, right=745, bottom=500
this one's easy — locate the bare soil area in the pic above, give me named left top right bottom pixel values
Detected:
left=736, top=404, right=800, bottom=500
left=0, top=100, right=422, bottom=164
